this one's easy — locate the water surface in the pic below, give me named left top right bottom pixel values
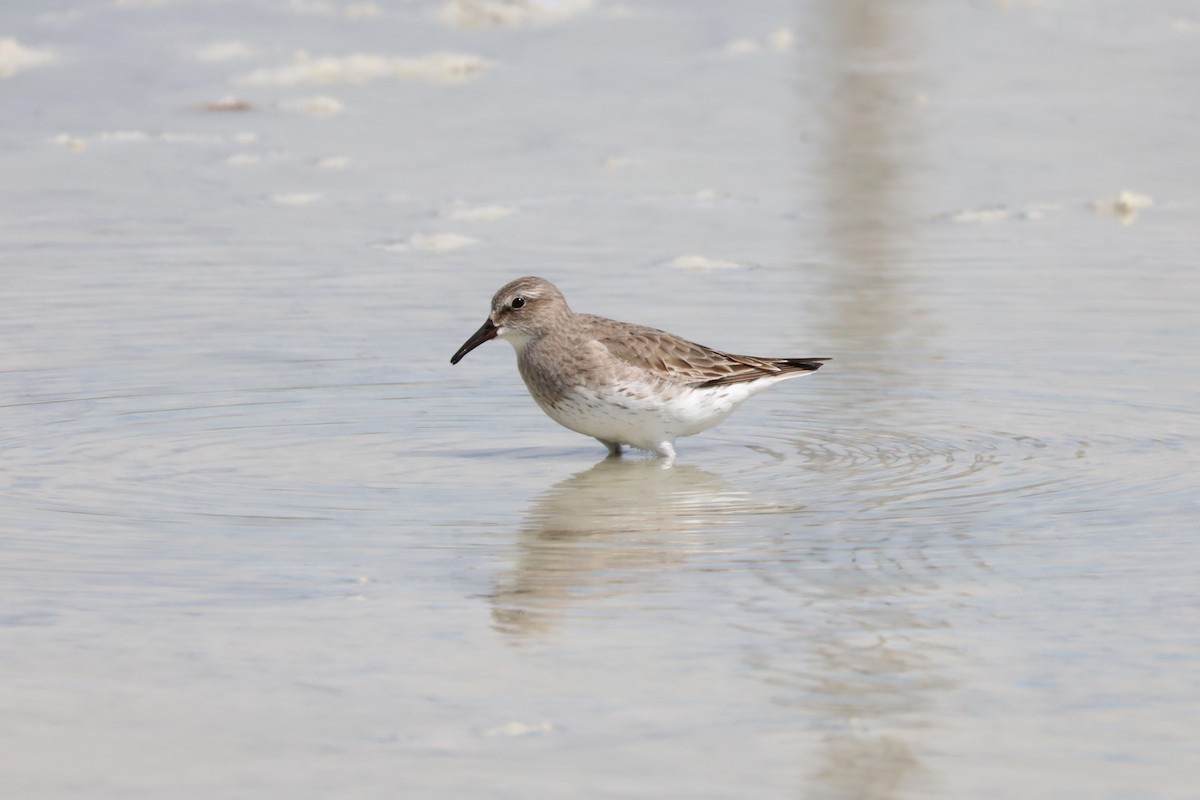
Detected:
left=2, top=1, right=1198, bottom=798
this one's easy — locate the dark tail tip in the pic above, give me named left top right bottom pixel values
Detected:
left=783, top=357, right=831, bottom=372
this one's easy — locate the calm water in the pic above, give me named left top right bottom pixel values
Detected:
left=2, top=1, right=1198, bottom=798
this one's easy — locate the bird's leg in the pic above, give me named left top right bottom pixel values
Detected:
left=596, top=439, right=623, bottom=458
left=653, top=440, right=676, bottom=468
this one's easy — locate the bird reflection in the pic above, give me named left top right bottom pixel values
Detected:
left=490, top=457, right=755, bottom=638
left=800, top=0, right=939, bottom=795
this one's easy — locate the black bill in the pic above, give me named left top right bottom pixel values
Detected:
left=450, top=318, right=498, bottom=364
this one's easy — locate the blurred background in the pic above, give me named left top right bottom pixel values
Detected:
left=2, top=1, right=1198, bottom=798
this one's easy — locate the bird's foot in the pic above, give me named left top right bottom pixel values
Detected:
left=597, top=439, right=623, bottom=458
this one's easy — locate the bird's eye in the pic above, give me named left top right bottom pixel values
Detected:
left=511, top=296, right=526, bottom=309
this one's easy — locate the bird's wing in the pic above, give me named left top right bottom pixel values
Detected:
left=593, top=321, right=828, bottom=387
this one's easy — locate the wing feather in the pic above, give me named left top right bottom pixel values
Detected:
left=590, top=319, right=828, bottom=387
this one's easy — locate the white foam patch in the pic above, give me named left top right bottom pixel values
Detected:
left=160, top=132, right=226, bottom=144
left=343, top=3, right=381, bottom=18
left=289, top=0, right=381, bottom=18
left=0, top=38, right=56, bottom=78
left=378, top=233, right=477, bottom=252
left=271, top=193, right=322, bottom=206
left=315, top=156, right=350, bottom=169
left=194, top=41, right=255, bottom=62
left=100, top=130, right=152, bottom=143
left=481, top=720, right=553, bottom=738
left=237, top=52, right=491, bottom=86
left=1092, top=190, right=1154, bottom=225
left=952, top=207, right=1018, bottom=224
left=226, top=153, right=260, bottom=166
left=724, top=27, right=795, bottom=55
left=52, top=130, right=236, bottom=148
left=603, top=155, right=637, bottom=170
left=945, top=202, right=1057, bottom=224
left=439, top=0, right=592, bottom=29
left=668, top=254, right=742, bottom=271
left=692, top=188, right=734, bottom=204
left=445, top=204, right=517, bottom=222
left=282, top=95, right=344, bottom=117
left=51, top=134, right=86, bottom=153
left=768, top=28, right=795, bottom=50
left=407, top=232, right=478, bottom=252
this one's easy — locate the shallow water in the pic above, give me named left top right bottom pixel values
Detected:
left=2, top=1, right=1199, bottom=798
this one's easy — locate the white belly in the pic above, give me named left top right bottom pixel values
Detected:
left=531, top=382, right=755, bottom=452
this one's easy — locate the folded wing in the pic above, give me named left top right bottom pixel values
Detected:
left=596, top=324, right=829, bottom=387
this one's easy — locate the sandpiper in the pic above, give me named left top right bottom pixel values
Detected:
left=450, top=276, right=828, bottom=464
